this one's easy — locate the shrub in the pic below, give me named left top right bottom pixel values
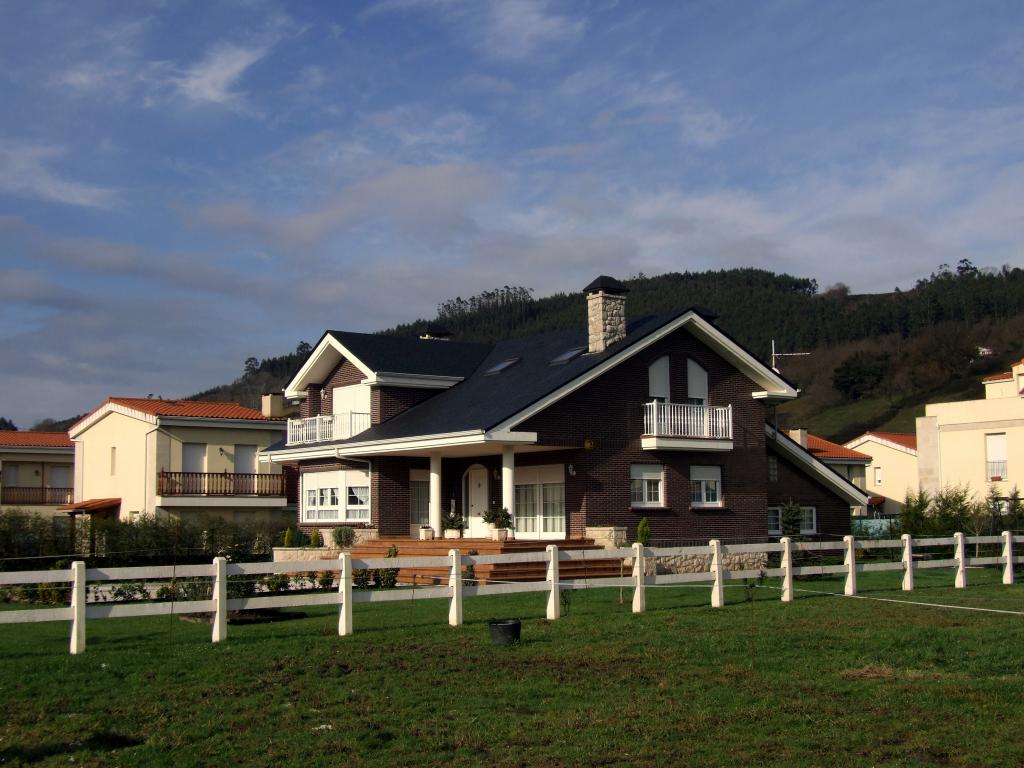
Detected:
left=308, top=529, right=321, bottom=548
left=636, top=517, right=650, bottom=546
left=353, top=569, right=372, bottom=589
left=260, top=573, right=291, bottom=593
left=779, top=500, right=804, bottom=539
left=482, top=506, right=511, bottom=529
left=376, top=545, right=400, bottom=589
left=332, top=526, right=355, bottom=548
left=283, top=527, right=294, bottom=548
left=442, top=509, right=463, bottom=532
left=317, top=571, right=334, bottom=590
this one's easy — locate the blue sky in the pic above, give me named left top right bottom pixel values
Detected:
left=1, top=0, right=1022, bottom=425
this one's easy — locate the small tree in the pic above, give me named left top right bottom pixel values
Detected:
left=482, top=506, right=511, bottom=530
left=636, top=517, right=650, bottom=546
left=307, top=529, right=321, bottom=548
left=901, top=489, right=931, bottom=536
left=376, top=545, right=399, bottom=589
left=283, top=527, right=293, bottom=548
left=1006, top=487, right=1023, bottom=532
left=779, top=499, right=804, bottom=540
left=332, top=526, right=355, bottom=548
left=442, top=509, right=463, bottom=532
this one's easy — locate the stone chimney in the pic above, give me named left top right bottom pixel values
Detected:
left=788, top=428, right=808, bottom=448
left=584, top=276, right=629, bottom=354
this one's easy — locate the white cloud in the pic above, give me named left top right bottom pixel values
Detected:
left=172, top=42, right=270, bottom=112
left=0, top=140, right=117, bottom=208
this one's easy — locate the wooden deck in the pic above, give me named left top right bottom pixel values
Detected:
left=350, top=537, right=629, bottom=585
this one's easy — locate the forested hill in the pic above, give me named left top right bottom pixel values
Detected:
left=20, top=261, right=1024, bottom=439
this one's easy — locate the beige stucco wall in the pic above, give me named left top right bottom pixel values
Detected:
left=159, top=425, right=284, bottom=475
left=845, top=437, right=919, bottom=516
left=985, top=379, right=1016, bottom=399
left=916, top=395, right=1024, bottom=498
left=75, top=411, right=153, bottom=516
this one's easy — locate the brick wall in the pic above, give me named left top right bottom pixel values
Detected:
left=296, top=458, right=374, bottom=533
left=318, top=359, right=364, bottom=415
left=371, top=387, right=438, bottom=425
left=767, top=445, right=852, bottom=538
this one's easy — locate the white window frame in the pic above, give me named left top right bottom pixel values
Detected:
left=302, top=469, right=371, bottom=523
left=690, top=465, right=722, bottom=508
left=767, top=505, right=817, bottom=536
left=630, top=464, right=664, bottom=507
left=513, top=465, right=565, bottom=538
left=874, top=466, right=883, bottom=486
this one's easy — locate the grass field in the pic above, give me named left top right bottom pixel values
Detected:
left=1, top=569, right=1022, bottom=767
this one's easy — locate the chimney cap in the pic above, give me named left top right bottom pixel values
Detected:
left=583, top=275, right=629, bottom=295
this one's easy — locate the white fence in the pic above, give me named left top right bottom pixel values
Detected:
left=0, top=532, right=1019, bottom=655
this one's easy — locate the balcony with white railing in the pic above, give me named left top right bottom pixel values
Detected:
left=641, top=402, right=733, bottom=451
left=287, top=412, right=371, bottom=446
left=987, top=460, right=1008, bottom=481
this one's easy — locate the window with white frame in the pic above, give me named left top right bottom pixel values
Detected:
left=513, top=465, right=564, bottom=536
left=986, top=433, right=1007, bottom=480
left=302, top=469, right=370, bottom=523
left=874, top=466, right=883, bottom=486
left=409, top=470, right=429, bottom=527
left=630, top=464, right=663, bottom=507
left=767, top=506, right=817, bottom=535
left=690, top=465, right=722, bottom=507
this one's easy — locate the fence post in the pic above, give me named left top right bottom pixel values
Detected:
left=546, top=544, right=560, bottom=620
left=631, top=542, right=645, bottom=614
left=448, top=549, right=462, bottom=627
left=338, top=552, right=352, bottom=637
left=709, top=539, right=724, bottom=608
left=212, top=556, right=227, bottom=643
left=780, top=537, right=793, bottom=603
left=1002, top=530, right=1014, bottom=586
left=953, top=532, right=967, bottom=589
left=69, top=561, right=86, bottom=655
left=843, top=535, right=857, bottom=596
left=901, top=533, right=914, bottom=592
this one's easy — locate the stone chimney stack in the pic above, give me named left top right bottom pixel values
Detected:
left=788, top=428, right=808, bottom=448
left=584, top=276, right=629, bottom=354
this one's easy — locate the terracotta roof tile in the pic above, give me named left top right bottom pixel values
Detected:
left=806, top=434, right=871, bottom=462
left=0, top=431, right=73, bottom=448
left=863, top=431, right=917, bottom=450
left=983, top=371, right=1012, bottom=383
left=107, top=397, right=276, bottom=421
left=58, top=498, right=121, bottom=513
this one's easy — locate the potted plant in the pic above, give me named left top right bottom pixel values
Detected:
left=419, top=524, right=434, bottom=541
left=483, top=506, right=512, bottom=542
left=442, top=510, right=463, bottom=539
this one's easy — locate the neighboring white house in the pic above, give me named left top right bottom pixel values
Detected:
left=844, top=432, right=919, bottom=517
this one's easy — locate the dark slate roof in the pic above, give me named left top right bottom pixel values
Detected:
left=325, top=330, right=491, bottom=379
left=330, top=313, right=679, bottom=445
left=583, top=275, right=628, bottom=294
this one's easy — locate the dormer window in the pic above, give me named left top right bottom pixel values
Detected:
left=550, top=347, right=586, bottom=366
left=485, top=357, right=520, bottom=376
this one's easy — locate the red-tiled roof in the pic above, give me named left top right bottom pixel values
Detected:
left=864, top=431, right=917, bottom=450
left=983, top=371, right=1012, bottom=383
left=0, top=431, right=73, bottom=448
left=107, top=397, right=275, bottom=421
left=806, top=434, right=871, bottom=462
left=58, top=498, right=120, bottom=513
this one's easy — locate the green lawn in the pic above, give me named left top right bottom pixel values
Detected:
left=1, top=569, right=1022, bottom=767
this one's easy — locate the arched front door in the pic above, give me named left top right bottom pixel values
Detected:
left=463, top=466, right=490, bottom=538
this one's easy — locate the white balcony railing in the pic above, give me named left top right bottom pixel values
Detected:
left=642, top=402, right=732, bottom=440
left=287, top=412, right=371, bottom=446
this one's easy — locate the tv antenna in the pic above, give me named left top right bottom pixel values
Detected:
left=771, top=339, right=810, bottom=372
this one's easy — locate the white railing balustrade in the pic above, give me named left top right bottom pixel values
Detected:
left=987, top=460, right=1008, bottom=480
left=287, top=412, right=371, bottom=445
left=643, top=401, right=732, bottom=439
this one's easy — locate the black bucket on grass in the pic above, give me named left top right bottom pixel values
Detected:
left=488, top=618, right=521, bottom=646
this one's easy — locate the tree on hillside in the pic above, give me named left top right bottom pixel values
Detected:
left=0, top=417, right=16, bottom=431
left=832, top=351, right=890, bottom=401
left=244, top=357, right=259, bottom=377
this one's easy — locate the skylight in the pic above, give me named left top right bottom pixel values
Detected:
left=550, top=346, right=586, bottom=366
left=484, top=357, right=520, bottom=376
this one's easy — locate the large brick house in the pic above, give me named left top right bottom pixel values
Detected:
left=262, top=277, right=868, bottom=543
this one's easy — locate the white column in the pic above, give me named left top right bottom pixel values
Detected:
left=709, top=539, right=725, bottom=608
left=69, top=561, right=86, bottom=655
left=501, top=445, right=515, bottom=530
left=901, top=533, right=914, bottom=592
left=338, top=552, right=353, bottom=636
left=429, top=453, right=442, bottom=535
left=212, top=556, right=227, bottom=643
left=448, top=549, right=463, bottom=627
left=780, top=537, right=793, bottom=603
left=1002, top=530, right=1015, bottom=586
left=843, top=534, right=857, bottom=596
left=954, top=531, right=967, bottom=589
left=631, top=542, right=645, bottom=613
left=546, top=544, right=560, bottom=620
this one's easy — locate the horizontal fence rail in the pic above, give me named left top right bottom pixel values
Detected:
left=0, top=532, right=1020, bottom=653
left=157, top=471, right=285, bottom=497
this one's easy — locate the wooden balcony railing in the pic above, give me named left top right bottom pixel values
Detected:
left=642, top=401, right=733, bottom=440
left=157, top=471, right=286, bottom=498
left=0, top=487, right=73, bottom=505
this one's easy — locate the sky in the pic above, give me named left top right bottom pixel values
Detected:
left=1, top=0, right=1022, bottom=426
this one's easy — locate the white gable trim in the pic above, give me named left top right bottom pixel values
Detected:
left=769, top=425, right=871, bottom=507
left=69, top=402, right=158, bottom=437
left=492, top=311, right=798, bottom=433
left=285, top=335, right=376, bottom=399
left=362, top=372, right=464, bottom=389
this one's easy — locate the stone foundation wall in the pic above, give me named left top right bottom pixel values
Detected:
left=272, top=528, right=379, bottom=563
left=585, top=526, right=627, bottom=549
